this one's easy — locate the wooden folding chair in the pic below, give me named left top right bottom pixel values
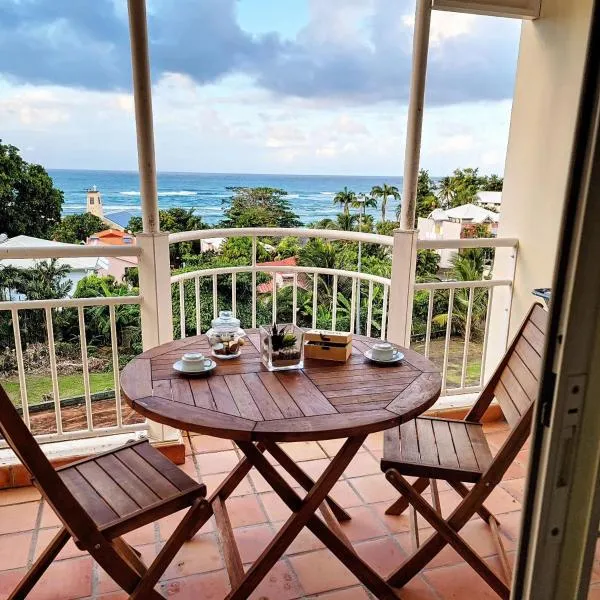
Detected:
left=381, top=303, right=547, bottom=599
left=0, top=383, right=210, bottom=600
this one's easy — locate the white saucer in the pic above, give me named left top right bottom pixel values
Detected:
left=211, top=350, right=241, bottom=360
left=173, top=360, right=217, bottom=376
left=364, top=349, right=404, bottom=364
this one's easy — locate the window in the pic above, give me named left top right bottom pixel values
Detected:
left=90, top=199, right=94, bottom=205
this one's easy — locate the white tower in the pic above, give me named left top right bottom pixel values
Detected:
left=86, top=186, right=103, bottom=219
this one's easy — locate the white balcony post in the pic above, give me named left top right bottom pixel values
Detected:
left=127, top=0, right=180, bottom=449
left=387, top=229, right=418, bottom=346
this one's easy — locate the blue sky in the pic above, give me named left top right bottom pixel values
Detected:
left=0, top=0, right=521, bottom=176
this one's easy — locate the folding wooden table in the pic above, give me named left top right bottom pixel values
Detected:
left=122, top=331, right=441, bottom=599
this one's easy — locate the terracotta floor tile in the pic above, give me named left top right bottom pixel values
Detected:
left=226, top=495, right=267, bottom=528
left=500, top=478, right=526, bottom=503
left=249, top=560, right=303, bottom=600
left=178, top=457, right=201, bottom=481
left=424, top=556, right=507, bottom=600
left=0, top=568, right=27, bottom=598
left=261, top=491, right=292, bottom=522
left=0, top=531, right=32, bottom=570
left=354, top=536, right=405, bottom=577
left=122, top=522, right=157, bottom=547
left=34, top=528, right=86, bottom=561
left=339, top=506, right=388, bottom=542
left=39, top=502, right=61, bottom=529
left=0, top=486, right=40, bottom=506
left=28, top=556, right=93, bottom=600
left=201, top=472, right=254, bottom=497
left=370, top=501, right=411, bottom=534
left=162, top=569, right=230, bottom=599
left=319, top=438, right=346, bottom=457
left=158, top=508, right=214, bottom=541
left=496, top=510, right=522, bottom=543
left=249, top=465, right=298, bottom=493
left=329, top=481, right=364, bottom=508
left=485, top=430, right=510, bottom=450
left=190, top=435, right=235, bottom=454
left=96, top=543, right=156, bottom=594
left=196, top=450, right=241, bottom=475
left=297, top=458, right=332, bottom=480
left=588, top=584, right=600, bottom=600
left=397, top=519, right=515, bottom=570
left=164, top=533, right=222, bottom=580
left=280, top=441, right=327, bottom=461
left=364, top=431, right=384, bottom=453
left=285, top=527, right=325, bottom=555
left=344, top=452, right=381, bottom=478
left=289, top=549, right=359, bottom=595
left=482, top=486, right=522, bottom=515
left=308, top=586, right=371, bottom=599
left=0, top=502, right=38, bottom=535
left=234, top=525, right=273, bottom=563
left=349, top=474, right=398, bottom=504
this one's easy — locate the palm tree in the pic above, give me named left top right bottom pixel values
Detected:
left=370, top=184, right=400, bottom=222
left=438, top=176, right=455, bottom=208
left=333, top=187, right=356, bottom=215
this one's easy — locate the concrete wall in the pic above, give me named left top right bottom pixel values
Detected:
left=486, top=0, right=594, bottom=373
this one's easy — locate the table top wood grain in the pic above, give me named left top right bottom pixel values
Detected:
left=122, top=331, right=441, bottom=442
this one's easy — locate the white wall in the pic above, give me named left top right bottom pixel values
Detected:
left=486, top=0, right=595, bottom=373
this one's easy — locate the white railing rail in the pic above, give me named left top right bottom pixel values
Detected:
left=0, top=295, right=145, bottom=447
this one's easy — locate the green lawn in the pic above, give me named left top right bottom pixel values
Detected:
left=4, top=371, right=116, bottom=407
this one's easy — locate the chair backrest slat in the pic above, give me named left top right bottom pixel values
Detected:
left=466, top=303, right=547, bottom=427
left=0, top=384, right=100, bottom=542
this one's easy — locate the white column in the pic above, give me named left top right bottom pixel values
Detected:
left=400, top=0, right=432, bottom=231
left=387, top=229, right=418, bottom=347
left=127, top=0, right=180, bottom=447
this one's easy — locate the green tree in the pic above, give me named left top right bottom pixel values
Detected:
left=52, top=213, right=106, bottom=243
left=333, top=187, right=357, bottom=216
left=416, top=250, right=440, bottom=278
left=0, top=141, right=64, bottom=239
left=276, top=236, right=301, bottom=259
left=397, top=169, right=439, bottom=224
left=437, top=176, right=455, bottom=208
left=447, top=168, right=484, bottom=207
left=220, top=187, right=301, bottom=228
left=370, top=184, right=400, bottom=222
left=481, top=174, right=503, bottom=191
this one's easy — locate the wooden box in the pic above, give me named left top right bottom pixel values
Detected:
left=304, top=330, right=353, bottom=362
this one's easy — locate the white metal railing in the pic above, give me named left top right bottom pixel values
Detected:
left=169, top=228, right=393, bottom=339
left=0, top=295, right=145, bottom=446
left=416, top=237, right=518, bottom=396
left=169, top=229, right=518, bottom=398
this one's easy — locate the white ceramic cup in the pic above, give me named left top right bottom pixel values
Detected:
left=181, top=352, right=212, bottom=371
left=371, top=342, right=400, bottom=361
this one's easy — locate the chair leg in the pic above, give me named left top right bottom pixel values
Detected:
left=385, top=476, right=430, bottom=515
left=385, top=470, right=510, bottom=600
left=113, top=537, right=148, bottom=576
left=91, top=540, right=165, bottom=600
left=449, top=481, right=496, bottom=524
left=9, top=527, right=70, bottom=600
left=129, top=498, right=211, bottom=600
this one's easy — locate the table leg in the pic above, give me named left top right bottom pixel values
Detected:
left=231, top=437, right=398, bottom=600
left=264, top=441, right=351, bottom=522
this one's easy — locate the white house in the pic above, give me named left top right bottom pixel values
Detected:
left=0, top=235, right=101, bottom=297
left=475, top=191, right=502, bottom=210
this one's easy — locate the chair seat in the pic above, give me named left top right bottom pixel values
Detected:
left=381, top=417, right=494, bottom=483
left=57, top=440, right=206, bottom=536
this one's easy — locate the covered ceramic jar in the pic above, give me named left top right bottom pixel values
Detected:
left=205, top=311, right=246, bottom=359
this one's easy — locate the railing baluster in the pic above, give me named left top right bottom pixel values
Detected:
left=11, top=308, right=30, bottom=429
left=381, top=285, right=389, bottom=340
left=179, top=280, right=186, bottom=339
left=292, top=273, right=298, bottom=326
left=252, top=236, right=257, bottom=329
left=349, top=278, right=357, bottom=334
left=312, top=274, right=318, bottom=329
left=232, top=272, right=237, bottom=318
left=366, top=281, right=373, bottom=337
left=109, top=304, right=123, bottom=429
left=331, top=274, right=338, bottom=331
left=441, top=288, right=455, bottom=394
left=77, top=306, right=93, bottom=431
left=195, top=276, right=201, bottom=334
left=424, top=289, right=434, bottom=357
left=460, top=288, right=475, bottom=389
left=480, top=287, right=495, bottom=387
left=212, top=274, right=218, bottom=319
left=44, top=307, right=63, bottom=435
left=272, top=272, right=278, bottom=323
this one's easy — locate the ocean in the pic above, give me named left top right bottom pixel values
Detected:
left=49, top=169, right=404, bottom=226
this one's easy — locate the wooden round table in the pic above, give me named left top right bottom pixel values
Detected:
left=122, top=331, right=441, bottom=600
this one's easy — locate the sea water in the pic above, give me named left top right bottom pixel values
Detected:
left=50, top=169, right=404, bottom=226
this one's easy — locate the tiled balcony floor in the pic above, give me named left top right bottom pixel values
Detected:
left=0, top=420, right=532, bottom=599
